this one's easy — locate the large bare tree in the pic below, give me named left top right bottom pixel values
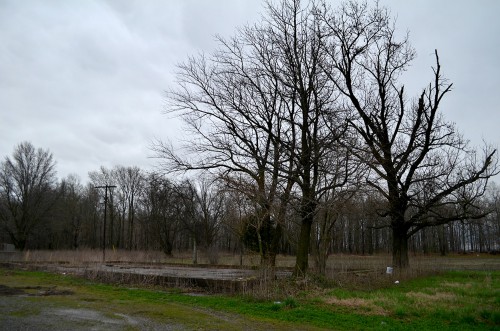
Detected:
left=262, top=0, right=355, bottom=276
left=155, top=0, right=354, bottom=276
left=319, top=1, right=498, bottom=268
left=153, top=2, right=296, bottom=268
left=0, top=142, right=57, bottom=250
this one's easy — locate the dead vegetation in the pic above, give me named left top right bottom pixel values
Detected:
left=1, top=249, right=499, bottom=296
left=324, top=297, right=389, bottom=316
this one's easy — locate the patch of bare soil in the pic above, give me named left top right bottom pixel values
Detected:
left=0, top=282, right=303, bottom=331
left=0, top=284, right=185, bottom=330
left=0, top=292, right=185, bottom=331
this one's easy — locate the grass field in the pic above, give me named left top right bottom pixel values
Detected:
left=0, top=265, right=498, bottom=330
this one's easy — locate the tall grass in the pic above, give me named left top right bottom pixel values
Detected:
left=7, top=249, right=266, bottom=266
left=2, top=249, right=498, bottom=272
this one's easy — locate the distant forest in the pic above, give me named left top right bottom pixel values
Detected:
left=1, top=142, right=499, bottom=271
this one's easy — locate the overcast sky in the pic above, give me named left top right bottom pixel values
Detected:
left=1, top=0, right=499, bottom=183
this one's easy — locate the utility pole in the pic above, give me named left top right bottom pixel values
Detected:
left=95, top=184, right=116, bottom=263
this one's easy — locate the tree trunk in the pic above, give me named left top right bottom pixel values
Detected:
left=128, top=202, right=134, bottom=250
left=109, top=209, right=114, bottom=249
left=367, top=224, right=374, bottom=255
left=438, top=225, right=447, bottom=256
left=239, top=243, right=243, bottom=267
left=421, top=228, right=428, bottom=255
left=257, top=223, right=279, bottom=280
left=268, top=222, right=281, bottom=268
left=392, top=226, right=409, bottom=268
left=260, top=252, right=276, bottom=280
left=192, top=238, right=198, bottom=264
left=461, top=221, right=467, bottom=253
left=14, top=237, right=27, bottom=251
left=294, top=218, right=313, bottom=277
left=293, top=196, right=316, bottom=277
left=162, top=231, right=173, bottom=256
left=312, top=214, right=333, bottom=276
left=72, top=224, right=79, bottom=249
left=314, top=240, right=328, bottom=276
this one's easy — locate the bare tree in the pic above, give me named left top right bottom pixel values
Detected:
left=311, top=180, right=361, bottom=275
left=114, top=166, right=144, bottom=250
left=78, top=183, right=101, bottom=249
left=0, top=142, right=57, bottom=250
left=223, top=184, right=256, bottom=265
left=261, top=0, right=355, bottom=276
left=58, top=174, right=85, bottom=249
left=319, top=1, right=498, bottom=268
left=155, top=0, right=354, bottom=276
left=142, top=172, right=180, bottom=255
left=153, top=0, right=297, bottom=268
left=192, top=177, right=226, bottom=263
left=484, top=183, right=500, bottom=252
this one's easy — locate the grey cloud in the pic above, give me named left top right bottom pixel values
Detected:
left=0, top=0, right=498, bottom=183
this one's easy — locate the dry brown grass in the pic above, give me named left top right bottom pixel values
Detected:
left=2, top=249, right=499, bottom=274
left=18, top=249, right=169, bottom=264
left=324, top=297, right=388, bottom=316
left=1, top=249, right=498, bottom=298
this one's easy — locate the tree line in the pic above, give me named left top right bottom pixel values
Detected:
left=1, top=1, right=498, bottom=275
left=1, top=141, right=499, bottom=273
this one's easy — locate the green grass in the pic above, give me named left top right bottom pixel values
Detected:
left=0, top=268, right=498, bottom=330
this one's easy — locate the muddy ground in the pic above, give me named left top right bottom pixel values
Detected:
left=0, top=283, right=182, bottom=330
left=0, top=281, right=299, bottom=331
left=0, top=297, right=178, bottom=331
